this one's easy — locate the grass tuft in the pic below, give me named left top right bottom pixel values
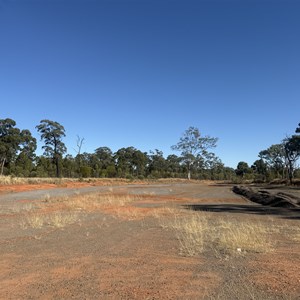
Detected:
left=47, top=212, right=79, bottom=228
left=158, top=211, right=274, bottom=257
left=22, top=213, right=45, bottom=229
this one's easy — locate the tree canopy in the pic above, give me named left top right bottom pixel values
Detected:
left=171, top=126, right=218, bottom=180
left=36, top=119, right=67, bottom=177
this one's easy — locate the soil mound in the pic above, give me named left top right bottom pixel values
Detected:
left=232, top=185, right=300, bottom=208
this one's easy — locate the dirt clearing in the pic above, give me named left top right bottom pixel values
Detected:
left=0, top=182, right=299, bottom=299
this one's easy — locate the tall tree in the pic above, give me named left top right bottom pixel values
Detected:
left=235, top=161, right=251, bottom=178
left=148, top=149, right=166, bottom=178
left=171, top=126, right=218, bottom=180
left=95, top=147, right=114, bottom=168
left=259, top=144, right=286, bottom=178
left=166, top=154, right=182, bottom=177
left=114, top=147, right=148, bottom=177
left=283, top=126, right=300, bottom=184
left=94, top=147, right=115, bottom=177
left=0, top=118, right=19, bottom=175
left=36, top=119, right=67, bottom=177
left=0, top=118, right=36, bottom=176
left=251, top=159, right=268, bottom=181
left=283, top=136, right=300, bottom=184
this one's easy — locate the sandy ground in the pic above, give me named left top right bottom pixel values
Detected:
left=0, top=181, right=299, bottom=299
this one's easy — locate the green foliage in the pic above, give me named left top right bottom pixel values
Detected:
left=235, top=161, right=252, bottom=178
left=171, top=126, right=218, bottom=179
left=283, top=135, right=300, bottom=184
left=79, top=166, right=92, bottom=178
left=0, top=118, right=36, bottom=176
left=259, top=144, right=285, bottom=178
left=36, top=119, right=67, bottom=177
left=114, top=147, right=148, bottom=177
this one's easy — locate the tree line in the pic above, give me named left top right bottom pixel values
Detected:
left=0, top=119, right=233, bottom=180
left=0, top=117, right=299, bottom=182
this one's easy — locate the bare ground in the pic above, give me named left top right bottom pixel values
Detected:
left=0, top=181, right=299, bottom=299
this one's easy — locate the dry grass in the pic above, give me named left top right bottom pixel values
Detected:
left=47, top=212, right=79, bottom=228
left=288, top=225, right=300, bottom=242
left=0, top=175, right=210, bottom=186
left=210, top=272, right=294, bottom=300
left=59, top=193, right=139, bottom=211
left=157, top=211, right=274, bottom=257
left=174, top=213, right=209, bottom=256
left=39, top=192, right=145, bottom=220
left=21, top=213, right=45, bottom=229
left=21, top=211, right=79, bottom=229
left=16, top=191, right=142, bottom=230
left=0, top=176, right=67, bottom=185
left=0, top=175, right=156, bottom=186
left=216, top=219, right=273, bottom=255
left=11, top=203, right=35, bottom=213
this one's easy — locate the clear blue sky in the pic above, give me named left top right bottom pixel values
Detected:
left=1, top=0, right=299, bottom=168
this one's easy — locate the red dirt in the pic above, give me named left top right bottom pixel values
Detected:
left=0, top=180, right=124, bottom=194
left=0, top=182, right=299, bottom=299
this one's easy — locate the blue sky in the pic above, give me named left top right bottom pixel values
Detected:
left=1, top=0, right=299, bottom=168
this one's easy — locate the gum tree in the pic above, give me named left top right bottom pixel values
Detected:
left=36, top=119, right=67, bottom=177
left=0, top=118, right=36, bottom=175
left=284, top=136, right=300, bottom=184
left=283, top=123, right=300, bottom=184
left=171, top=126, right=218, bottom=180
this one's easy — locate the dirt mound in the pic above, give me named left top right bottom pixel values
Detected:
left=232, top=185, right=300, bottom=208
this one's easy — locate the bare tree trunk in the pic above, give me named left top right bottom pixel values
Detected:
left=74, top=135, right=84, bottom=176
left=187, top=162, right=191, bottom=180
left=187, top=169, right=191, bottom=180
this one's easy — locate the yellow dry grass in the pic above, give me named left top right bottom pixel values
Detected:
left=0, top=175, right=145, bottom=186
left=47, top=212, right=79, bottom=228
left=21, top=213, right=45, bottom=229
left=58, top=193, right=139, bottom=211
left=21, top=211, right=79, bottom=229
left=216, top=218, right=273, bottom=255
left=158, top=211, right=275, bottom=257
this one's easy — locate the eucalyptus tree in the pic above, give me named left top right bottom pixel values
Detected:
left=36, top=119, right=67, bottom=177
left=251, top=159, right=268, bottom=181
left=171, top=126, right=218, bottom=180
left=114, top=147, right=148, bottom=177
left=0, top=118, right=36, bottom=175
left=0, top=118, right=20, bottom=174
left=166, top=154, right=182, bottom=177
left=14, top=129, right=37, bottom=176
left=259, top=144, right=286, bottom=178
left=148, top=149, right=166, bottom=178
left=284, top=135, right=300, bottom=184
left=95, top=147, right=114, bottom=169
left=235, top=161, right=251, bottom=178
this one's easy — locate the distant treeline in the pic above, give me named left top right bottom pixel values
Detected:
left=0, top=118, right=299, bottom=183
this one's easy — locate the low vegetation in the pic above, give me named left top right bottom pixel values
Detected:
left=21, top=211, right=79, bottom=229
left=16, top=190, right=300, bottom=259
left=157, top=210, right=283, bottom=257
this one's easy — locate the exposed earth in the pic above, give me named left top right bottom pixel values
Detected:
left=0, top=181, right=299, bottom=299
